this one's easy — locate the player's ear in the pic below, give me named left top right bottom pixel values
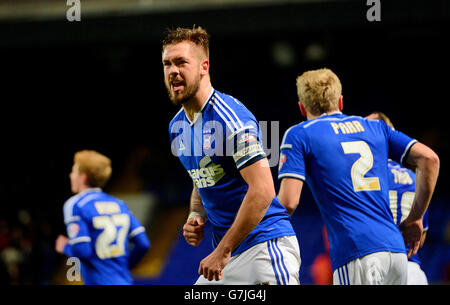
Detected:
left=200, top=59, right=209, bottom=76
left=298, top=101, right=307, bottom=117
left=338, top=95, right=343, bottom=111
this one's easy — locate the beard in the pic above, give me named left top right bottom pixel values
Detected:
left=166, top=75, right=201, bottom=106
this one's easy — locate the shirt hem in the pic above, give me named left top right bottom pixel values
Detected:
left=332, top=247, right=407, bottom=271
left=231, top=231, right=297, bottom=257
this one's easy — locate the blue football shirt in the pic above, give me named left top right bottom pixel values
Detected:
left=388, top=159, right=429, bottom=266
left=278, top=112, right=417, bottom=270
left=63, top=188, right=149, bottom=284
left=169, top=88, right=295, bottom=256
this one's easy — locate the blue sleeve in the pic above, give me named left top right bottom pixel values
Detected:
left=423, top=209, right=429, bottom=231
left=278, top=126, right=307, bottom=181
left=128, top=233, right=151, bottom=269
left=128, top=214, right=150, bottom=269
left=63, top=240, right=94, bottom=260
left=211, top=94, right=267, bottom=170
left=63, top=217, right=94, bottom=259
left=385, top=124, right=417, bottom=166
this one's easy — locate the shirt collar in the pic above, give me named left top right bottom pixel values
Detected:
left=187, top=87, right=215, bottom=126
left=319, top=111, right=343, bottom=117
left=79, top=188, right=102, bottom=196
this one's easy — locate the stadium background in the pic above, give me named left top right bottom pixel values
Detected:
left=0, top=0, right=449, bottom=284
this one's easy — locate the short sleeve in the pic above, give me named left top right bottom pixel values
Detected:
left=385, top=124, right=417, bottom=166
left=128, top=213, right=146, bottom=239
left=64, top=203, right=91, bottom=246
left=278, top=126, right=307, bottom=181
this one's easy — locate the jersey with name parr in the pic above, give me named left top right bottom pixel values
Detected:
left=279, top=112, right=417, bottom=270
left=169, top=89, right=295, bottom=256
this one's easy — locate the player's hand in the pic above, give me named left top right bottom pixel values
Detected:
left=198, top=248, right=230, bottom=281
left=183, top=215, right=205, bottom=247
left=55, top=234, right=69, bottom=254
left=399, top=217, right=423, bottom=258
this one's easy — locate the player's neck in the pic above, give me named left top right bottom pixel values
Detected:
left=306, top=113, right=319, bottom=120
left=307, top=109, right=341, bottom=120
left=183, top=80, right=213, bottom=122
left=77, top=185, right=93, bottom=194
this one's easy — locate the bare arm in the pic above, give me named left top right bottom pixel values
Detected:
left=216, top=158, right=275, bottom=254
left=198, top=158, right=275, bottom=281
left=183, top=183, right=207, bottom=247
left=277, top=177, right=304, bottom=215
left=400, top=142, right=439, bottom=257
left=403, top=142, right=439, bottom=220
left=189, top=183, right=207, bottom=221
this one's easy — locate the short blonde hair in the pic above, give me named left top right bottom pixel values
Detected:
left=74, top=150, right=112, bottom=188
left=296, top=68, right=342, bottom=116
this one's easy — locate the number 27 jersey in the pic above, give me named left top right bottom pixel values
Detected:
left=63, top=188, right=146, bottom=284
left=278, top=112, right=417, bottom=270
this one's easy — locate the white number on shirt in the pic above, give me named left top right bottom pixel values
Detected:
left=389, top=190, right=415, bottom=224
left=93, top=214, right=130, bottom=259
left=341, top=141, right=381, bottom=192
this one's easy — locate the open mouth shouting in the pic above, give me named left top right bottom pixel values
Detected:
left=171, top=79, right=185, bottom=93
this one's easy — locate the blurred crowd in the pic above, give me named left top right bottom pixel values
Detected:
left=0, top=210, right=62, bottom=284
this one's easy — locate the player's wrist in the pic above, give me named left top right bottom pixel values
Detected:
left=406, top=205, right=425, bottom=222
left=215, top=242, right=233, bottom=257
left=187, top=211, right=206, bottom=222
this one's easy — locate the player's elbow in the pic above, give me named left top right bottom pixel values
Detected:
left=411, top=143, right=440, bottom=172
left=260, top=185, right=276, bottom=205
left=135, top=234, right=151, bottom=252
left=280, top=197, right=298, bottom=215
left=427, top=150, right=440, bottom=171
left=419, top=149, right=440, bottom=175
left=285, top=201, right=298, bottom=216
left=135, top=242, right=150, bottom=261
left=249, top=184, right=275, bottom=209
left=141, top=238, right=151, bottom=252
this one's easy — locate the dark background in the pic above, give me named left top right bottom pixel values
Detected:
left=0, top=0, right=449, bottom=284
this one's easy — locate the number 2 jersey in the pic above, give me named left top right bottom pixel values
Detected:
left=278, top=112, right=417, bottom=270
left=169, top=88, right=295, bottom=256
left=388, top=159, right=429, bottom=266
left=63, top=188, right=150, bottom=284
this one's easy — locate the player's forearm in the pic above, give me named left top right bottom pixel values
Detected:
left=277, top=178, right=303, bottom=216
left=216, top=185, right=274, bottom=255
left=404, top=143, right=440, bottom=221
left=408, top=156, right=439, bottom=220
left=189, top=185, right=207, bottom=220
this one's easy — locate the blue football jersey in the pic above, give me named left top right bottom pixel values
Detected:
left=278, top=112, right=417, bottom=270
left=388, top=159, right=429, bottom=266
left=63, top=188, right=148, bottom=284
left=169, top=88, right=295, bottom=256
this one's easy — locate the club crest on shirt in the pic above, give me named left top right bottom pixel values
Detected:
left=67, top=223, right=80, bottom=239
left=203, top=134, right=212, bottom=150
left=279, top=153, right=286, bottom=171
